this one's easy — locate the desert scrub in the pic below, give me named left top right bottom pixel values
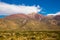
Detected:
left=0, top=31, right=60, bottom=40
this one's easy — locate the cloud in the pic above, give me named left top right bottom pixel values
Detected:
left=47, top=12, right=60, bottom=16
left=0, top=2, right=41, bottom=15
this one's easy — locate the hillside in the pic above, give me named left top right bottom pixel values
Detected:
left=0, top=13, right=60, bottom=31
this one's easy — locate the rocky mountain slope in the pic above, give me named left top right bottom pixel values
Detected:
left=0, top=13, right=60, bottom=31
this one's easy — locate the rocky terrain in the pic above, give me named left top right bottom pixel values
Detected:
left=0, top=13, right=60, bottom=31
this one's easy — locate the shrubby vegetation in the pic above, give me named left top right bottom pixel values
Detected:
left=0, top=31, right=60, bottom=40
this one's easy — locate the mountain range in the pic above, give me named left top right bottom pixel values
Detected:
left=0, top=13, right=60, bottom=31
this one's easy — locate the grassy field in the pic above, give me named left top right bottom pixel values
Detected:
left=0, top=31, right=60, bottom=40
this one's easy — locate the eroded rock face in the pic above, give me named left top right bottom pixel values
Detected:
left=5, top=14, right=29, bottom=19
left=27, top=13, right=44, bottom=20
left=34, top=14, right=44, bottom=20
left=0, top=13, right=60, bottom=31
left=53, top=15, right=60, bottom=21
left=53, top=15, right=60, bottom=26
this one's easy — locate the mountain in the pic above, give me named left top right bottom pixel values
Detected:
left=53, top=15, right=60, bottom=21
left=53, top=15, right=60, bottom=26
left=0, top=13, right=60, bottom=31
left=5, top=14, right=29, bottom=19
left=27, top=13, right=44, bottom=20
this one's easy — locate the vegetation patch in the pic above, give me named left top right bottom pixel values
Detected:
left=0, top=31, right=60, bottom=40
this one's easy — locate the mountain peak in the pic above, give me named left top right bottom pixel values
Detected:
left=4, top=13, right=44, bottom=20
left=5, top=14, right=29, bottom=19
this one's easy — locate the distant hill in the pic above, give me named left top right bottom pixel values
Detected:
left=0, top=13, right=60, bottom=31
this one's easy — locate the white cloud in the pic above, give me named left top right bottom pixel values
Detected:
left=0, top=2, right=41, bottom=15
left=47, top=12, right=60, bottom=16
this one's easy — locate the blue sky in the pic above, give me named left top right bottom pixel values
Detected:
left=0, top=0, right=60, bottom=15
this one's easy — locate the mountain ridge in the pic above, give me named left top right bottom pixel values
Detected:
left=0, top=13, right=60, bottom=31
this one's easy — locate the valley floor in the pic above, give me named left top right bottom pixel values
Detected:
left=0, top=31, right=60, bottom=40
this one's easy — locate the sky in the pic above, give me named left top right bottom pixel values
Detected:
left=0, top=0, right=60, bottom=15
